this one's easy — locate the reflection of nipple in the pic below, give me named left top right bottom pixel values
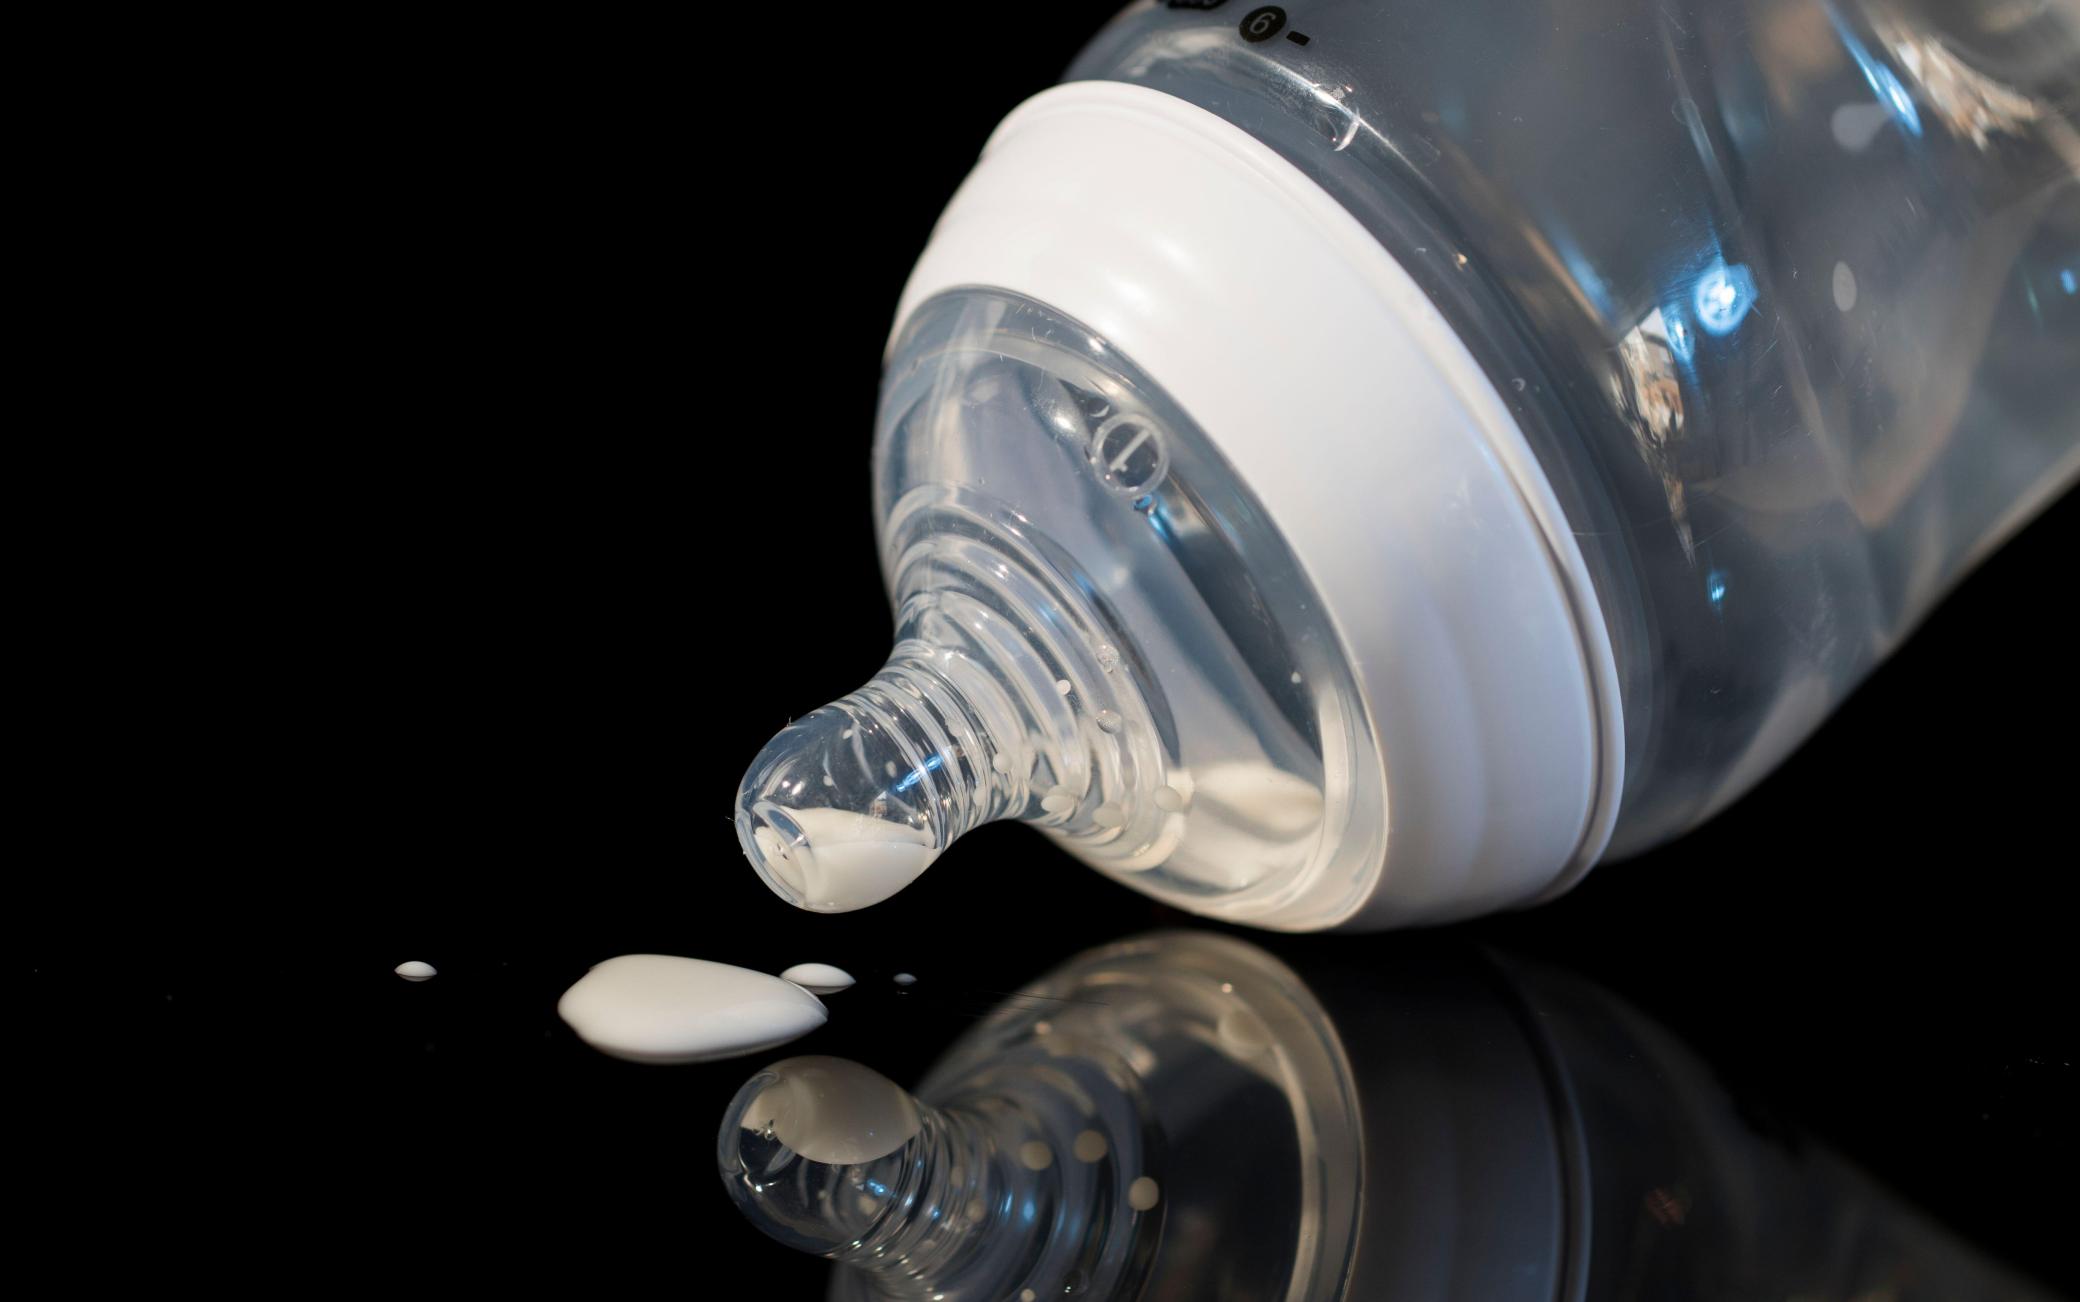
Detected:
left=717, top=1052, right=1158, bottom=1298
left=734, top=1056, right=920, bottom=1165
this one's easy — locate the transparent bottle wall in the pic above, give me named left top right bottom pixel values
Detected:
left=1074, top=0, right=2080, bottom=853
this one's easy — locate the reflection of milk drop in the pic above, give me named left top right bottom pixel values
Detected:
left=1018, top=1141, right=1055, bottom=1170
left=1073, top=1130, right=1109, bottom=1162
left=558, top=955, right=826, bottom=1064
left=738, top=1055, right=922, bottom=1165
left=394, top=960, right=437, bottom=982
left=1128, top=1177, right=1161, bottom=1211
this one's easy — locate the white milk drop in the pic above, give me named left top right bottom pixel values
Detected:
left=1832, top=260, right=1858, bottom=312
left=751, top=807, right=940, bottom=912
left=738, top=1056, right=922, bottom=1165
left=558, top=954, right=827, bottom=1064
left=892, top=972, right=918, bottom=986
left=779, top=963, right=855, bottom=995
left=1128, top=1176, right=1162, bottom=1211
left=394, top=960, right=437, bottom=982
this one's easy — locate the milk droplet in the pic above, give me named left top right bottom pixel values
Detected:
left=991, top=752, right=1016, bottom=776
left=779, top=963, right=855, bottom=995
left=1091, top=801, right=1127, bottom=829
left=1021, top=1291, right=1037, bottom=1301
left=1832, top=260, right=1858, bottom=312
left=1018, top=1141, right=1055, bottom=1171
left=892, top=972, right=917, bottom=986
left=1040, top=786, right=1078, bottom=815
left=1093, top=709, right=1122, bottom=733
left=1073, top=1130, right=1109, bottom=1162
left=1128, top=1177, right=1161, bottom=1211
left=557, top=955, right=827, bottom=1064
left=1054, top=678, right=1072, bottom=696
left=1152, top=785, right=1185, bottom=813
left=394, top=961, right=437, bottom=982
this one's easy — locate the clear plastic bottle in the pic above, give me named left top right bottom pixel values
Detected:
left=735, top=0, right=2079, bottom=929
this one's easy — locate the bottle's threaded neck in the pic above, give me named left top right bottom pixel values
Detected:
left=734, top=488, right=1170, bottom=914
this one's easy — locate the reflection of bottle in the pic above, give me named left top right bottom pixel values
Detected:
left=734, top=2, right=2080, bottom=929
left=718, top=933, right=2053, bottom=1301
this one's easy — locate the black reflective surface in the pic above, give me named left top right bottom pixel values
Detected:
left=22, top=6, right=2073, bottom=1297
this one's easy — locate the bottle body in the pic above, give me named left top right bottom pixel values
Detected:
left=736, top=0, right=2078, bottom=929
left=1070, top=0, right=2080, bottom=854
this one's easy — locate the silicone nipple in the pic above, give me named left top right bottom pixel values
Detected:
left=734, top=675, right=958, bottom=913
left=735, top=549, right=1164, bottom=912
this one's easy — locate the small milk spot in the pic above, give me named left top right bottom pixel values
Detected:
left=1832, top=261, right=1858, bottom=312
left=893, top=972, right=918, bottom=986
left=1073, top=1130, right=1109, bottom=1162
left=395, top=961, right=437, bottom=982
left=1018, top=1141, right=1055, bottom=1171
left=1128, top=1177, right=1162, bottom=1211
left=780, top=963, right=855, bottom=995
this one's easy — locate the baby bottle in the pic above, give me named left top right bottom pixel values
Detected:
left=734, top=0, right=2080, bottom=929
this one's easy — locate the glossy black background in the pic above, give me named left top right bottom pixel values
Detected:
left=22, top=4, right=2073, bottom=1295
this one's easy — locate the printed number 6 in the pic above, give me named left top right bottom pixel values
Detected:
left=1240, top=6, right=1286, bottom=42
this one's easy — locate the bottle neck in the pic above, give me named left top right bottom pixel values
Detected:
left=735, top=487, right=1169, bottom=913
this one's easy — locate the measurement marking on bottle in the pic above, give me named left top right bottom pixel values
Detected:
left=1285, top=30, right=1311, bottom=46
left=1239, top=6, right=1285, bottom=42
